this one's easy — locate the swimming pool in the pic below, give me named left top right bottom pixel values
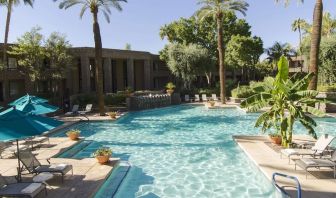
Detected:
left=53, top=105, right=336, bottom=197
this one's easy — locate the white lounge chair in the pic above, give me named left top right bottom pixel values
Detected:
left=65, top=105, right=79, bottom=116
left=184, top=95, right=190, bottom=102
left=202, top=94, right=208, bottom=102
left=195, top=95, right=200, bottom=102
left=212, top=94, right=219, bottom=101
left=20, top=150, right=73, bottom=183
left=281, top=134, right=335, bottom=164
left=78, top=104, right=92, bottom=115
left=25, top=136, right=50, bottom=149
left=294, top=151, right=336, bottom=179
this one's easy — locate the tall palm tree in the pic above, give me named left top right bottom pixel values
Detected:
left=322, top=12, right=336, bottom=38
left=2, top=0, right=33, bottom=68
left=196, top=0, right=248, bottom=104
left=1, top=0, right=33, bottom=102
left=308, top=0, right=323, bottom=90
left=56, top=0, right=126, bottom=116
left=291, top=18, right=308, bottom=54
left=276, top=0, right=323, bottom=90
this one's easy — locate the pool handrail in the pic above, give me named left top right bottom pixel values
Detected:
left=272, top=172, right=301, bottom=198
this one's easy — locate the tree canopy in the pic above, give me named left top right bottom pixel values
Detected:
left=226, top=35, right=263, bottom=69
left=160, top=13, right=251, bottom=59
left=162, top=43, right=215, bottom=88
left=9, top=27, right=72, bottom=82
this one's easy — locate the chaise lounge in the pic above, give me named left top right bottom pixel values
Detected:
left=19, top=150, right=73, bottom=183
left=280, top=134, right=335, bottom=164
left=294, top=151, right=336, bottom=179
left=0, top=174, right=47, bottom=198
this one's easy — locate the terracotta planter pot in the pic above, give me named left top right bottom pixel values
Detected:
left=68, top=133, right=79, bottom=141
left=166, top=89, right=174, bottom=95
left=269, top=136, right=282, bottom=145
left=96, top=155, right=110, bottom=164
left=208, top=102, right=215, bottom=107
left=110, top=114, right=117, bottom=119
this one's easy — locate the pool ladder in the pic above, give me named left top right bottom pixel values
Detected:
left=272, top=172, right=301, bottom=198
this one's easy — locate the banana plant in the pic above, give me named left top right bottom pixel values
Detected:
left=241, top=55, right=326, bottom=147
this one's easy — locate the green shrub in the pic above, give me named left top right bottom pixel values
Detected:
left=231, top=85, right=254, bottom=98
left=317, top=84, right=336, bottom=92
left=105, top=93, right=126, bottom=106
left=72, top=94, right=97, bottom=106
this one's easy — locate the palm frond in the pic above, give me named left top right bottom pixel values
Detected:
left=302, top=106, right=325, bottom=117
left=290, top=72, right=314, bottom=91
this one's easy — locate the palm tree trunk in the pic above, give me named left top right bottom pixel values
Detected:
left=3, top=0, right=12, bottom=66
left=92, top=10, right=106, bottom=116
left=308, top=0, right=323, bottom=90
left=2, top=0, right=13, bottom=102
left=298, top=27, right=302, bottom=55
left=217, top=13, right=226, bottom=104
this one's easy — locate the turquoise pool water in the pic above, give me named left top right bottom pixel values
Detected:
left=53, top=105, right=336, bottom=197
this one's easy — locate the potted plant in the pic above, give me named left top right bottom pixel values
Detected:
left=125, top=87, right=134, bottom=97
left=109, top=112, right=118, bottom=119
left=269, top=133, right=282, bottom=145
left=208, top=100, right=215, bottom=107
left=93, top=147, right=112, bottom=164
left=241, top=56, right=325, bottom=147
left=66, top=129, right=80, bottom=140
left=166, top=82, right=175, bottom=95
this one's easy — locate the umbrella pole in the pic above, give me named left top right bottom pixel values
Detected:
left=16, top=139, right=21, bottom=182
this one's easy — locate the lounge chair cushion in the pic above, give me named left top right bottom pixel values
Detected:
left=281, top=148, right=317, bottom=157
left=0, top=182, right=45, bottom=198
left=21, top=183, right=42, bottom=194
left=35, top=164, right=73, bottom=175
left=296, top=158, right=336, bottom=170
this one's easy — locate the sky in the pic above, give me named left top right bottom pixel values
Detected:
left=0, top=0, right=336, bottom=54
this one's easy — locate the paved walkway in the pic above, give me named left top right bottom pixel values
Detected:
left=0, top=137, right=119, bottom=198
left=234, top=135, right=336, bottom=198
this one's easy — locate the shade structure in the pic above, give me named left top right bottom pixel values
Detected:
left=0, top=107, right=63, bottom=181
left=0, top=107, right=63, bottom=141
left=9, top=94, right=58, bottom=115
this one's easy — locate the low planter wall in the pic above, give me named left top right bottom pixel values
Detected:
left=317, top=92, right=336, bottom=113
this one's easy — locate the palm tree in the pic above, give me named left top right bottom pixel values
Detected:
left=56, top=0, right=126, bottom=116
left=241, top=56, right=325, bottom=147
left=196, top=0, right=248, bottom=104
left=2, top=0, right=33, bottom=68
left=308, top=0, right=323, bottom=90
left=265, top=42, right=296, bottom=67
left=322, top=12, right=336, bottom=38
left=276, top=0, right=323, bottom=90
left=291, top=18, right=308, bottom=55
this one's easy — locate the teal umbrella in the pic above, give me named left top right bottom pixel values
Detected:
left=0, top=107, right=63, bottom=141
left=0, top=107, right=63, bottom=181
left=9, top=94, right=48, bottom=106
left=9, top=94, right=58, bottom=115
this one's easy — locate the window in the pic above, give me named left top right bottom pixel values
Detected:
left=123, top=60, right=128, bottom=87
left=8, top=58, right=17, bottom=70
left=153, top=62, right=159, bottom=72
left=9, top=80, right=25, bottom=98
left=36, top=81, right=51, bottom=93
left=89, top=58, right=96, bottom=91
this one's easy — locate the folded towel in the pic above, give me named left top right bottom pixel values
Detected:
left=301, top=158, right=317, bottom=165
left=283, top=149, right=298, bottom=155
left=49, top=163, right=67, bottom=170
left=21, top=183, right=42, bottom=194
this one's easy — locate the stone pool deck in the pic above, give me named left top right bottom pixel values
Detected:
left=234, top=135, right=336, bottom=198
left=0, top=137, right=119, bottom=198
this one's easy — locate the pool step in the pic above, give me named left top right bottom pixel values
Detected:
left=57, top=140, right=94, bottom=158
left=94, top=161, right=132, bottom=198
